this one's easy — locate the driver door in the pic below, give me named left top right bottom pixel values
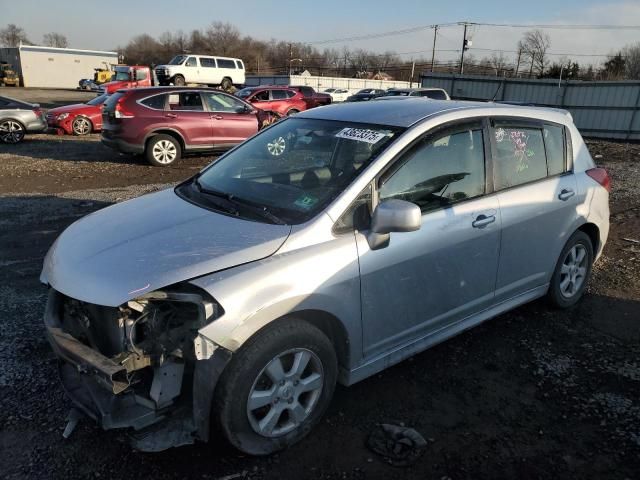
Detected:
left=357, top=120, right=502, bottom=358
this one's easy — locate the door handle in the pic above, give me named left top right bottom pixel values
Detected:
left=165, top=113, right=177, bottom=118
left=558, top=189, right=575, bottom=201
left=211, top=115, right=224, bottom=120
left=472, top=214, right=496, bottom=228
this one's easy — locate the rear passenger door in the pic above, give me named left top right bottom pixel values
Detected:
left=489, top=118, right=577, bottom=303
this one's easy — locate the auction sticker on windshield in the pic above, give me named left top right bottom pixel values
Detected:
left=336, top=127, right=387, bottom=144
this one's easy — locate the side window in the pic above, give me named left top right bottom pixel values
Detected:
left=140, top=94, right=166, bottom=110
left=426, top=90, right=447, bottom=100
left=200, top=58, right=216, bottom=68
left=185, top=57, right=198, bottom=67
left=217, top=59, right=236, bottom=69
left=135, top=69, right=148, bottom=81
left=284, top=90, right=295, bottom=98
left=253, top=90, right=270, bottom=101
left=168, top=92, right=204, bottom=111
left=379, top=123, right=486, bottom=213
left=203, top=92, right=245, bottom=112
left=271, top=90, right=288, bottom=100
left=235, top=60, right=244, bottom=69
left=544, top=124, right=566, bottom=176
left=492, top=124, right=547, bottom=190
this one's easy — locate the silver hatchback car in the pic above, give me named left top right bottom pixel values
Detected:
left=42, top=99, right=610, bottom=454
left=0, top=95, right=47, bottom=143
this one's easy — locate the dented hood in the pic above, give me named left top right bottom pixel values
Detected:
left=41, top=188, right=291, bottom=307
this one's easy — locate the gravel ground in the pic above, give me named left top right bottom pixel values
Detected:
left=0, top=95, right=639, bottom=479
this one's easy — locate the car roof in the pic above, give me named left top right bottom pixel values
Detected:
left=116, top=86, right=239, bottom=95
left=296, top=98, right=571, bottom=128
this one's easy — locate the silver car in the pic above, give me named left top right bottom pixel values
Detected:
left=0, top=95, right=47, bottom=143
left=41, top=99, right=610, bottom=454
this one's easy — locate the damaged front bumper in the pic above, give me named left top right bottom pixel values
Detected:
left=44, top=289, right=231, bottom=451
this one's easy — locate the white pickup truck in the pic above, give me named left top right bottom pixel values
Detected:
left=155, top=55, right=245, bottom=89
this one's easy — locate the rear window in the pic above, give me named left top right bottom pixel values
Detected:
left=104, top=92, right=126, bottom=112
left=201, top=58, right=216, bottom=68
left=217, top=59, right=236, bottom=69
left=140, top=94, right=166, bottom=110
left=424, top=90, right=447, bottom=100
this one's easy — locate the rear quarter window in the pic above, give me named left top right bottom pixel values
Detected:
left=544, top=125, right=566, bottom=176
left=140, top=94, right=167, bottom=110
left=235, top=60, right=244, bottom=69
left=217, top=59, right=236, bottom=69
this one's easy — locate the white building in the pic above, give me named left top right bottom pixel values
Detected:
left=0, top=44, right=118, bottom=89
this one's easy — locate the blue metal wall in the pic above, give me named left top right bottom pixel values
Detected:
left=421, top=73, right=640, bottom=140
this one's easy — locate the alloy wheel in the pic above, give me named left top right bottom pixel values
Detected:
left=267, top=136, right=286, bottom=156
left=0, top=120, right=25, bottom=143
left=73, top=117, right=91, bottom=135
left=559, top=244, right=588, bottom=298
left=246, top=348, right=324, bottom=438
left=152, top=139, right=177, bottom=164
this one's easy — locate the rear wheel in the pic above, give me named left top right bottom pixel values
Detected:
left=72, top=117, right=92, bottom=136
left=173, top=75, right=185, bottom=86
left=221, top=77, right=232, bottom=90
left=145, top=134, right=181, bottom=166
left=0, top=119, right=25, bottom=144
left=214, top=319, right=337, bottom=455
left=548, top=230, right=594, bottom=308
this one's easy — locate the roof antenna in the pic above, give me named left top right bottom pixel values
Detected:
left=490, top=82, right=503, bottom=102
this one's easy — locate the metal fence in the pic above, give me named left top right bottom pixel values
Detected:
left=421, top=73, right=640, bottom=141
left=246, top=74, right=412, bottom=91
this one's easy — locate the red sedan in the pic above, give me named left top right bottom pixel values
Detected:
left=47, top=94, right=108, bottom=135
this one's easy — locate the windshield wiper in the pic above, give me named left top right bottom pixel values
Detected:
left=193, top=178, right=286, bottom=225
left=193, top=178, right=241, bottom=216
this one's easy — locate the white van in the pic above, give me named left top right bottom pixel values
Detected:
left=155, top=55, right=245, bottom=89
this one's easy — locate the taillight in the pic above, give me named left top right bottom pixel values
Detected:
left=114, top=97, right=134, bottom=119
left=586, top=167, right=611, bottom=192
left=33, top=108, right=42, bottom=118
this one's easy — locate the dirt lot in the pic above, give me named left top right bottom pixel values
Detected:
left=1, top=90, right=639, bottom=479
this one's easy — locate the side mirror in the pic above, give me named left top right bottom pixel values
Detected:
left=367, top=199, right=421, bottom=250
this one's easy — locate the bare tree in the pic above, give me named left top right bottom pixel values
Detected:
left=489, top=52, right=509, bottom=76
left=206, top=22, right=241, bottom=56
left=0, top=24, right=29, bottom=47
left=519, top=30, right=551, bottom=77
left=122, top=34, right=164, bottom=65
left=42, top=32, right=68, bottom=48
left=622, top=42, right=640, bottom=79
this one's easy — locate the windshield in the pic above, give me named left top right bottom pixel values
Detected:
left=87, top=94, right=108, bottom=106
left=235, top=88, right=255, bottom=98
left=185, top=118, right=404, bottom=224
left=168, top=55, right=187, bottom=65
left=385, top=90, right=409, bottom=96
left=113, top=69, right=130, bottom=81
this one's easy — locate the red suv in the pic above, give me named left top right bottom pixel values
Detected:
left=235, top=86, right=307, bottom=117
left=101, top=87, right=277, bottom=166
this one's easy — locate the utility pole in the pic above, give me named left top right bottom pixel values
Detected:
left=409, top=60, right=415, bottom=87
left=430, top=25, right=438, bottom=73
left=288, top=43, right=293, bottom=76
left=459, top=23, right=470, bottom=75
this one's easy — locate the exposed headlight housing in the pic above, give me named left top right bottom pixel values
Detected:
left=57, top=113, right=70, bottom=120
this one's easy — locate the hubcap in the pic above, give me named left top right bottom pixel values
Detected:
left=0, top=120, right=24, bottom=143
left=266, top=136, right=286, bottom=156
left=247, top=348, right=323, bottom=438
left=152, top=139, right=177, bottom=164
left=559, top=244, right=588, bottom=298
left=74, top=118, right=90, bottom=135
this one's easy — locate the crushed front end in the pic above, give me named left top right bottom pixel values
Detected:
left=44, top=287, right=230, bottom=451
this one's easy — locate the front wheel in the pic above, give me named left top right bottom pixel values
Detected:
left=145, top=134, right=181, bottom=166
left=547, top=230, right=594, bottom=308
left=214, top=319, right=337, bottom=455
left=72, top=117, right=92, bottom=136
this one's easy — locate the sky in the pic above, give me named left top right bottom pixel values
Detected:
left=2, top=0, right=640, bottom=67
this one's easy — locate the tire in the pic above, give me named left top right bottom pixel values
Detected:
left=547, top=230, right=594, bottom=308
left=145, top=134, right=182, bottom=166
left=173, top=75, right=185, bottom=86
left=71, top=116, right=92, bottom=136
left=221, top=77, right=232, bottom=90
left=286, top=109, right=299, bottom=117
left=214, top=319, right=338, bottom=455
left=0, top=119, right=25, bottom=144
